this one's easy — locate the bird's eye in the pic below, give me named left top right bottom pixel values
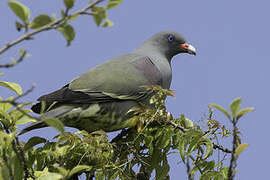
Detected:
left=167, top=35, right=174, bottom=42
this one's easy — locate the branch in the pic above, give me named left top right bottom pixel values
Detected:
left=166, top=119, right=187, bottom=132
left=0, top=0, right=104, bottom=68
left=80, top=12, right=97, bottom=16
left=213, top=143, right=232, bottom=153
left=165, top=119, right=232, bottom=154
left=0, top=50, right=27, bottom=68
left=0, top=85, right=40, bottom=121
left=12, top=137, right=35, bottom=179
left=228, top=120, right=238, bottom=180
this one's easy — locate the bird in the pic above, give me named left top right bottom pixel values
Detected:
left=20, top=31, right=196, bottom=135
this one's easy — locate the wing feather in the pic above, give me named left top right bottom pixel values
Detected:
left=32, top=54, right=162, bottom=113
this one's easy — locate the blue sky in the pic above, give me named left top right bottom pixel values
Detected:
left=1, top=0, right=269, bottom=179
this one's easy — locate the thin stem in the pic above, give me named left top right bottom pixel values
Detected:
left=0, top=50, right=27, bottom=68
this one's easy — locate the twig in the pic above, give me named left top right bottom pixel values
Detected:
left=166, top=120, right=187, bottom=132
left=12, top=138, right=35, bottom=179
left=213, top=143, right=232, bottom=153
left=0, top=85, right=40, bottom=122
left=0, top=0, right=104, bottom=68
left=165, top=119, right=232, bottom=154
left=80, top=12, right=97, bottom=16
left=0, top=50, right=27, bottom=68
left=14, top=84, right=35, bottom=101
left=2, top=126, right=35, bottom=179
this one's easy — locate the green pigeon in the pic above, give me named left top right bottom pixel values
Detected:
left=20, top=31, right=196, bottom=135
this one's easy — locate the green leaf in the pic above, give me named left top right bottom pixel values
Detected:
left=58, top=24, right=75, bottom=46
left=236, top=107, right=254, bottom=120
left=0, top=110, right=12, bottom=128
left=230, top=97, right=242, bottom=118
left=203, top=138, right=214, bottom=159
left=0, top=81, right=22, bottom=95
left=155, top=129, right=171, bottom=149
left=60, top=9, right=66, bottom=18
left=0, top=131, right=15, bottom=149
left=235, top=143, right=248, bottom=158
left=200, top=171, right=222, bottom=180
left=92, top=6, right=106, bottom=26
left=221, top=167, right=229, bottom=179
left=178, top=135, right=186, bottom=162
left=54, top=166, right=68, bottom=177
left=204, top=160, right=215, bottom=171
left=210, top=104, right=231, bottom=120
left=24, top=136, right=47, bottom=151
left=29, top=14, right=52, bottom=29
left=12, top=102, right=33, bottom=111
left=15, top=115, right=36, bottom=125
left=14, top=156, right=24, bottom=180
left=155, top=162, right=170, bottom=180
left=102, top=18, right=114, bottom=27
left=8, top=1, right=30, bottom=23
left=44, top=117, right=65, bottom=133
left=54, top=146, right=69, bottom=157
left=0, top=165, right=10, bottom=179
left=69, top=165, right=91, bottom=177
left=36, top=172, right=62, bottom=180
left=183, top=118, right=193, bottom=128
left=187, top=134, right=202, bottom=154
left=107, top=0, right=123, bottom=9
left=0, top=97, right=13, bottom=112
left=64, top=0, right=74, bottom=9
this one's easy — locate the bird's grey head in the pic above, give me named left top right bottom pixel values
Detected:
left=135, top=31, right=196, bottom=60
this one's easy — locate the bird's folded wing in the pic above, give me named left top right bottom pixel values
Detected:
left=32, top=54, right=163, bottom=113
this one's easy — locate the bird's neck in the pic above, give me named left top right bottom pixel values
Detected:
left=134, top=42, right=173, bottom=62
left=133, top=43, right=173, bottom=89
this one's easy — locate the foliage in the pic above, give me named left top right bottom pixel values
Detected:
left=0, top=0, right=253, bottom=179
left=0, top=81, right=253, bottom=179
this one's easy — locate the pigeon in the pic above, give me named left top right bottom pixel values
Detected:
left=20, top=31, right=196, bottom=135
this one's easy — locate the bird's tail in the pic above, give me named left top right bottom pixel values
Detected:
left=19, top=121, right=47, bottom=135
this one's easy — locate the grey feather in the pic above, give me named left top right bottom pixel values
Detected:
left=21, top=31, right=196, bottom=135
